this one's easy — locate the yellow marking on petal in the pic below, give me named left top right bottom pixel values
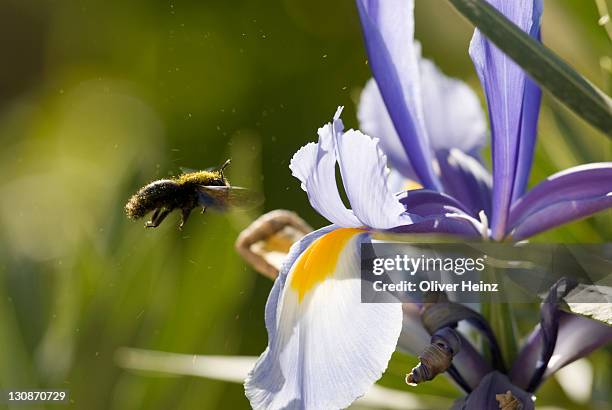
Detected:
left=290, top=228, right=363, bottom=302
left=404, top=179, right=423, bottom=191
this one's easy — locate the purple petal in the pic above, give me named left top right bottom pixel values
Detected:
left=511, top=313, right=612, bottom=391
left=469, top=0, right=543, bottom=240
left=510, top=278, right=612, bottom=391
left=456, top=371, right=534, bottom=410
left=508, top=163, right=612, bottom=240
left=513, top=1, right=543, bottom=200
left=391, top=216, right=481, bottom=238
left=509, top=278, right=568, bottom=390
left=526, top=278, right=577, bottom=391
left=508, top=325, right=541, bottom=390
left=510, top=195, right=612, bottom=240
left=512, top=42, right=542, bottom=200
left=355, top=0, right=442, bottom=191
left=452, top=334, right=494, bottom=391
left=436, top=149, right=493, bottom=217
left=394, top=189, right=489, bottom=236
left=544, top=312, right=612, bottom=377
left=511, top=76, right=542, bottom=202
left=398, top=189, right=472, bottom=217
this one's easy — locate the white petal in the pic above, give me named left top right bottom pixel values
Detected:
left=290, top=113, right=361, bottom=227
left=357, top=56, right=487, bottom=169
left=336, top=129, right=412, bottom=230
left=420, top=58, right=487, bottom=155
left=246, top=229, right=403, bottom=410
left=357, top=79, right=416, bottom=180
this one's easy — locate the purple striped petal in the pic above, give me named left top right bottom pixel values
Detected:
left=355, top=0, right=441, bottom=191
left=398, top=189, right=489, bottom=239
left=510, top=195, right=612, bottom=240
left=511, top=76, right=542, bottom=202
left=391, top=216, right=481, bottom=238
left=437, top=149, right=493, bottom=217
left=469, top=0, right=543, bottom=240
left=508, top=163, right=612, bottom=240
left=398, top=189, right=472, bottom=217
left=512, top=30, right=543, bottom=201
left=512, top=0, right=543, bottom=200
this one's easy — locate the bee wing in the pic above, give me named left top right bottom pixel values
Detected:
left=196, top=185, right=263, bottom=211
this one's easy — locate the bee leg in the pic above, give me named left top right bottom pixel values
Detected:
left=179, top=208, right=192, bottom=230
left=146, top=208, right=161, bottom=226
left=146, top=208, right=171, bottom=228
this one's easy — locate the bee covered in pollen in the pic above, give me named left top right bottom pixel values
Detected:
left=125, top=159, right=261, bottom=229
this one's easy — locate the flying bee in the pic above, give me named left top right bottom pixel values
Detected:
left=125, top=159, right=261, bottom=229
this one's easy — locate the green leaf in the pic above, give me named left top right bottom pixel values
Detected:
left=448, top=0, right=612, bottom=135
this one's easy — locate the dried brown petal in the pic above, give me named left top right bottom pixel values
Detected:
left=235, top=210, right=313, bottom=279
left=406, top=327, right=461, bottom=386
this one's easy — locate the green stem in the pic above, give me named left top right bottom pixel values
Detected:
left=481, top=267, right=519, bottom=371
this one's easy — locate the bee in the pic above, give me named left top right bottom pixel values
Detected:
left=125, top=159, right=261, bottom=229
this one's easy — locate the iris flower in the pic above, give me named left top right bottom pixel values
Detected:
left=245, top=0, right=612, bottom=408
left=245, top=107, right=412, bottom=409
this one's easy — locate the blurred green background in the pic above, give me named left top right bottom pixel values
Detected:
left=0, top=0, right=610, bottom=409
